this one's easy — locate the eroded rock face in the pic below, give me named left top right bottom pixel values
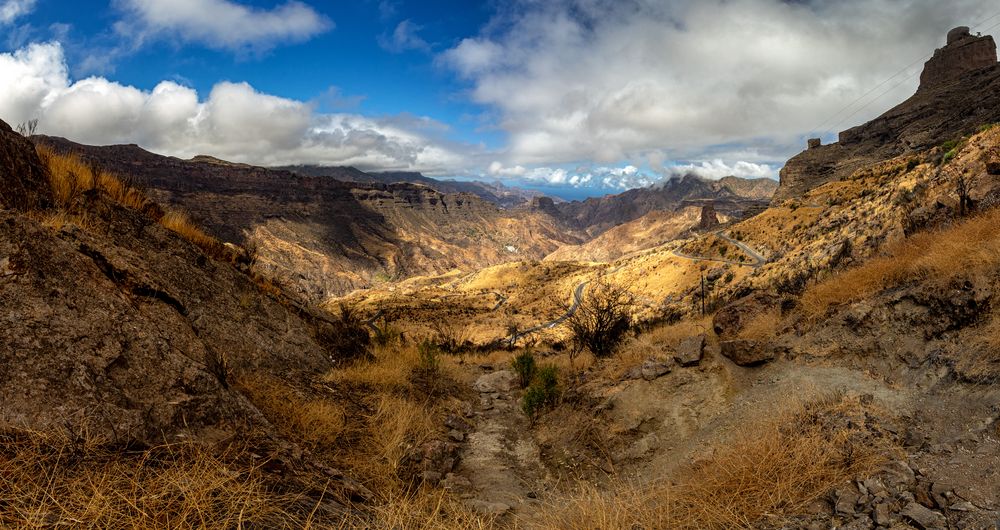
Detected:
left=775, top=29, right=1000, bottom=202
left=0, top=120, right=51, bottom=210
left=920, top=27, right=997, bottom=90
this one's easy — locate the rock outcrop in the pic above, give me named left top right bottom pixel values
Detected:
left=0, top=119, right=338, bottom=445
left=0, top=121, right=51, bottom=211
left=775, top=28, right=1000, bottom=202
left=920, top=26, right=997, bottom=90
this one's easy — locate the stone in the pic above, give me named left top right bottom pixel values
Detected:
left=422, top=471, right=443, bottom=484
left=712, top=292, right=778, bottom=338
left=473, top=370, right=517, bottom=393
left=448, top=429, right=465, bottom=442
left=441, top=473, right=472, bottom=491
left=720, top=339, right=775, bottom=366
left=641, top=358, right=674, bottom=381
left=836, top=488, right=862, bottom=516
left=698, top=203, right=721, bottom=231
left=841, top=516, right=874, bottom=530
left=920, top=27, right=997, bottom=90
left=949, top=501, right=975, bottom=512
left=882, top=460, right=917, bottom=491
left=466, top=500, right=511, bottom=516
left=930, top=482, right=953, bottom=509
left=674, top=335, right=705, bottom=366
left=873, top=502, right=892, bottom=527
left=900, top=502, right=947, bottom=530
left=986, top=160, right=1000, bottom=175
left=623, top=366, right=643, bottom=381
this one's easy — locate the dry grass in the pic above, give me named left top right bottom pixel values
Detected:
left=0, top=430, right=307, bottom=529
left=37, top=146, right=243, bottom=265
left=605, top=317, right=712, bottom=379
left=801, top=208, right=1000, bottom=319
left=738, top=308, right=783, bottom=342
left=38, top=145, right=151, bottom=211
left=237, top=374, right=346, bottom=450
left=341, top=490, right=497, bottom=529
left=534, top=394, right=894, bottom=529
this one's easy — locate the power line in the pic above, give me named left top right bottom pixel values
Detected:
left=812, top=10, right=1000, bottom=138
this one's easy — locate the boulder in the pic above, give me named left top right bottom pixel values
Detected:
left=674, top=335, right=705, bottom=366
left=0, top=119, right=51, bottom=211
left=712, top=292, right=778, bottom=339
left=900, top=502, right=946, bottom=530
left=640, top=358, right=674, bottom=381
left=473, top=370, right=517, bottom=393
left=720, top=339, right=775, bottom=366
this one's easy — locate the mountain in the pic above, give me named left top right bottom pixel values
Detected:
left=33, top=136, right=584, bottom=302
left=276, top=165, right=545, bottom=208
left=775, top=26, right=1000, bottom=201
left=553, top=174, right=777, bottom=236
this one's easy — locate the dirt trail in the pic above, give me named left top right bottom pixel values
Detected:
left=452, top=367, right=550, bottom=518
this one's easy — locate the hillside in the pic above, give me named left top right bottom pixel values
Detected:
left=32, top=136, right=584, bottom=302
left=277, top=165, right=546, bottom=208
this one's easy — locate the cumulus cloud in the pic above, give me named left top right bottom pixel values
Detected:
left=0, top=0, right=34, bottom=25
left=116, top=0, right=332, bottom=52
left=0, top=41, right=466, bottom=172
left=663, top=160, right=776, bottom=181
left=379, top=20, right=431, bottom=53
left=441, top=0, right=993, bottom=168
left=489, top=162, right=656, bottom=190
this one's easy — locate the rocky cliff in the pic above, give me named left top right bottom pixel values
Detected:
left=775, top=28, right=1000, bottom=201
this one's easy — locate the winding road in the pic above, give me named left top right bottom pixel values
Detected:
left=672, top=230, right=766, bottom=268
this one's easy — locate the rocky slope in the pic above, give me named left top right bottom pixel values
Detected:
left=32, top=136, right=583, bottom=302
left=775, top=28, right=1000, bottom=201
left=554, top=174, right=775, bottom=236
left=0, top=117, right=347, bottom=455
left=544, top=205, right=722, bottom=263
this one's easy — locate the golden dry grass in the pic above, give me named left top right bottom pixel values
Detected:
left=0, top=430, right=307, bottom=529
left=237, top=374, right=347, bottom=449
left=37, top=146, right=242, bottom=264
left=533, top=394, right=894, bottom=529
left=603, top=317, right=712, bottom=379
left=801, top=208, right=1000, bottom=319
left=738, top=308, right=783, bottom=343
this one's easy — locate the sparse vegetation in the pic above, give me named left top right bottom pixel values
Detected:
left=522, top=364, right=560, bottom=419
left=512, top=350, right=537, bottom=388
left=802, top=208, right=1000, bottom=319
left=536, top=394, right=894, bottom=529
left=567, top=278, right=634, bottom=358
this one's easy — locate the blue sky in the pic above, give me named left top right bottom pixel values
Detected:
left=0, top=0, right=996, bottom=198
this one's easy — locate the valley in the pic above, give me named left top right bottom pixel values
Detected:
left=3, top=15, right=1000, bottom=530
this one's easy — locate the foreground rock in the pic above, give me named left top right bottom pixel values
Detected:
left=0, top=119, right=338, bottom=445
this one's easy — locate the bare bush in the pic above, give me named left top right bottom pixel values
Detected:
left=568, top=278, right=635, bottom=358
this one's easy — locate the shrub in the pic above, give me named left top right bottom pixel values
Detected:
left=416, top=340, right=441, bottom=374
left=511, top=350, right=537, bottom=388
left=371, top=316, right=402, bottom=347
left=315, top=304, right=372, bottom=361
left=568, top=278, right=634, bottom=358
left=942, top=148, right=958, bottom=165
left=522, top=365, right=559, bottom=419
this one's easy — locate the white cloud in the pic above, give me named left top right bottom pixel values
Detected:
left=379, top=20, right=431, bottom=53
left=0, top=41, right=465, bottom=172
left=116, top=0, right=332, bottom=52
left=664, top=160, right=776, bottom=181
left=440, top=0, right=992, bottom=168
left=0, top=0, right=35, bottom=25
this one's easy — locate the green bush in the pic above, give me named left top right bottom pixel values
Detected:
left=522, top=365, right=559, bottom=419
left=942, top=148, right=958, bottom=165
left=511, top=350, right=537, bottom=389
left=905, top=158, right=920, bottom=172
